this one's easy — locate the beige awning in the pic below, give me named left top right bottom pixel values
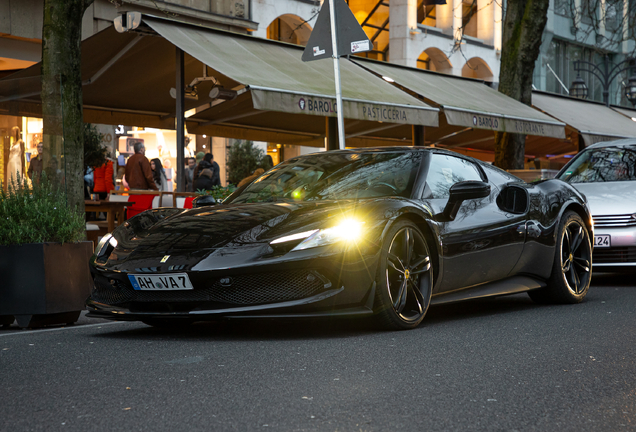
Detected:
left=143, top=17, right=438, bottom=128
left=532, top=92, right=636, bottom=146
left=350, top=58, right=566, bottom=139
left=0, top=16, right=438, bottom=149
left=612, top=106, right=636, bottom=122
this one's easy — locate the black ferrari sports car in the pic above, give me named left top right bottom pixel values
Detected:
left=87, top=148, right=593, bottom=330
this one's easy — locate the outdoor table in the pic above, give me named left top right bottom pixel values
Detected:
left=84, top=200, right=133, bottom=233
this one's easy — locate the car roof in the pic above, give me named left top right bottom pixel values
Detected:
left=586, top=138, right=636, bottom=150
left=302, top=146, right=469, bottom=158
left=308, top=146, right=429, bottom=154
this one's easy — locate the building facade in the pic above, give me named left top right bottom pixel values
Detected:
left=533, top=0, right=635, bottom=107
left=2, top=0, right=632, bottom=188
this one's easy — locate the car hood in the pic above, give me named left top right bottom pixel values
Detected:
left=125, top=201, right=367, bottom=250
left=572, top=182, right=636, bottom=216
left=106, top=198, right=404, bottom=269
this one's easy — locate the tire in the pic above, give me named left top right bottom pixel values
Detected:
left=373, top=220, right=434, bottom=330
left=528, top=211, right=592, bottom=304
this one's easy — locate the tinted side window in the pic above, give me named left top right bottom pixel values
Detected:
left=423, top=154, right=483, bottom=199
left=481, top=162, right=522, bottom=186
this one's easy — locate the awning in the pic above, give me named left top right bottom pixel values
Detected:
left=142, top=17, right=438, bottom=130
left=0, top=16, right=439, bottom=149
left=612, top=106, right=636, bottom=122
left=350, top=58, right=566, bottom=139
left=0, top=16, right=438, bottom=149
left=532, top=92, right=636, bottom=146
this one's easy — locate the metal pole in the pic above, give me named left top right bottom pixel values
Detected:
left=603, top=55, right=610, bottom=107
left=326, top=117, right=338, bottom=150
left=328, top=0, right=346, bottom=150
left=175, top=47, right=185, bottom=192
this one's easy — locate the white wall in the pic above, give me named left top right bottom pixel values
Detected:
left=251, top=0, right=319, bottom=39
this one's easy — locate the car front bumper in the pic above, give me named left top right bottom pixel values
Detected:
left=592, top=225, right=636, bottom=268
left=86, top=244, right=381, bottom=321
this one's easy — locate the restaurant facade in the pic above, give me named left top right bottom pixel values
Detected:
left=1, top=0, right=635, bottom=191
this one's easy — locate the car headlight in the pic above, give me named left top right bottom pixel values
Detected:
left=95, top=233, right=117, bottom=261
left=269, top=218, right=364, bottom=252
left=270, top=230, right=319, bottom=245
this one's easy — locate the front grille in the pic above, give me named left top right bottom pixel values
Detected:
left=92, top=277, right=135, bottom=305
left=593, top=247, right=636, bottom=264
left=91, top=270, right=329, bottom=306
left=593, top=214, right=636, bottom=228
left=205, top=271, right=327, bottom=304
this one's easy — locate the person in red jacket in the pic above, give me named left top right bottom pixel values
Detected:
left=93, top=159, right=114, bottom=200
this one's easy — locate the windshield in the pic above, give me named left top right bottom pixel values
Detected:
left=558, top=146, right=636, bottom=183
left=227, top=151, right=423, bottom=204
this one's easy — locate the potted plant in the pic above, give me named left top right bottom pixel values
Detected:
left=195, top=185, right=237, bottom=202
left=0, top=174, right=92, bottom=328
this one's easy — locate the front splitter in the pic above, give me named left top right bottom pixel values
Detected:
left=85, top=286, right=374, bottom=321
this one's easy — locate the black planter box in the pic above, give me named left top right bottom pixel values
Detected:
left=0, top=242, right=93, bottom=328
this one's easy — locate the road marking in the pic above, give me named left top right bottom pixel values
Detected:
left=0, top=320, right=131, bottom=337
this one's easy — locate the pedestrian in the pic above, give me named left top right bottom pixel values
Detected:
left=124, top=142, right=158, bottom=190
left=192, top=151, right=205, bottom=180
left=92, top=158, right=114, bottom=200
left=184, top=157, right=197, bottom=192
left=237, top=168, right=265, bottom=188
left=263, top=154, right=274, bottom=170
left=115, top=166, right=127, bottom=191
left=27, top=141, right=44, bottom=180
left=193, top=165, right=217, bottom=191
left=151, top=158, right=172, bottom=206
left=162, top=157, right=174, bottom=192
left=193, top=153, right=221, bottom=186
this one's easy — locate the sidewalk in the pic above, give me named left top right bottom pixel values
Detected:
left=0, top=311, right=114, bottom=335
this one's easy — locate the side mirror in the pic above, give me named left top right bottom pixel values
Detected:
left=440, top=181, right=490, bottom=221
left=192, top=195, right=217, bottom=208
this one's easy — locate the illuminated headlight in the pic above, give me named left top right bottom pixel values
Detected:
left=270, top=230, right=319, bottom=245
left=287, top=218, right=364, bottom=251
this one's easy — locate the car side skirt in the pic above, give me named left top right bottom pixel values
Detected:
left=431, top=275, right=546, bottom=305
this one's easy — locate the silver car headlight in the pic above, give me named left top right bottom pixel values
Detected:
left=269, top=218, right=365, bottom=251
left=95, top=233, right=117, bottom=258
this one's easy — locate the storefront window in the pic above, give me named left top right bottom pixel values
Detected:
left=0, top=116, right=51, bottom=190
left=114, top=126, right=197, bottom=192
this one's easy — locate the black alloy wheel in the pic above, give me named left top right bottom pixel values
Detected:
left=374, top=220, right=433, bottom=330
left=561, top=218, right=592, bottom=294
left=529, top=211, right=592, bottom=304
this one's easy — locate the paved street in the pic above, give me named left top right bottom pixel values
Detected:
left=1, top=273, right=635, bottom=432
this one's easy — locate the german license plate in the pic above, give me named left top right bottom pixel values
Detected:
left=128, top=273, right=194, bottom=290
left=594, top=235, right=611, bottom=248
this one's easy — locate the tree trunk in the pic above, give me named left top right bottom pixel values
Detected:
left=41, top=0, right=93, bottom=219
left=494, top=0, right=550, bottom=170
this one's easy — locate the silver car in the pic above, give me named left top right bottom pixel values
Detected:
left=556, top=139, right=636, bottom=271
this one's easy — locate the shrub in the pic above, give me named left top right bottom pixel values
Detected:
left=226, top=140, right=271, bottom=185
left=83, top=123, right=108, bottom=173
left=195, top=185, right=236, bottom=202
left=0, top=173, right=86, bottom=245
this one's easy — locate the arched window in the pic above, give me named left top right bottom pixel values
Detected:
left=461, top=57, right=493, bottom=81
left=266, top=14, right=312, bottom=46
left=417, top=48, right=452, bottom=73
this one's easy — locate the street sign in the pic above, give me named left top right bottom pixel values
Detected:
left=301, top=0, right=372, bottom=151
left=301, top=0, right=371, bottom=62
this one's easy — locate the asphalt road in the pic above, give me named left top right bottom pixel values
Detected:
left=1, top=273, right=635, bottom=432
